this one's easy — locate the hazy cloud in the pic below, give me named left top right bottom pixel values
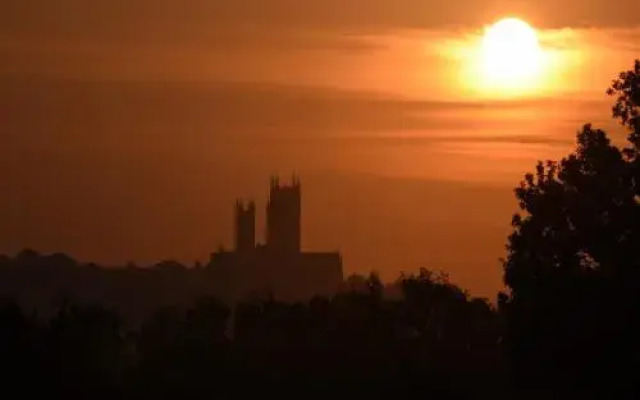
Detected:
left=3, top=0, right=640, bottom=47
left=2, top=0, right=639, bottom=97
left=539, top=27, right=640, bottom=53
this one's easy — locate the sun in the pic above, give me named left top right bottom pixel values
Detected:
left=481, top=17, right=543, bottom=91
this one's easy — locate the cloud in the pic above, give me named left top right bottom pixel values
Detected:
left=3, top=1, right=639, bottom=108
left=0, top=74, right=608, bottom=157
left=3, top=0, right=640, bottom=47
left=539, top=27, right=640, bottom=53
left=2, top=0, right=639, bottom=98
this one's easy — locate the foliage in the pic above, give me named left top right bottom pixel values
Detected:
left=501, top=59, right=640, bottom=398
left=608, top=59, right=640, bottom=148
left=0, top=271, right=506, bottom=400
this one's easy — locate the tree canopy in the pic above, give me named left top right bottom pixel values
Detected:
left=501, top=59, right=640, bottom=399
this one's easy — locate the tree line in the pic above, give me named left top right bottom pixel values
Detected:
left=1, top=269, right=506, bottom=400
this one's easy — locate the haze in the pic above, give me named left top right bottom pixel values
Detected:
left=2, top=0, right=640, bottom=297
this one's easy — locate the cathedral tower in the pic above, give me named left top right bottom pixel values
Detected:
left=266, top=175, right=301, bottom=253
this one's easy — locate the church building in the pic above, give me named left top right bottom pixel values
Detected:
left=208, top=176, right=343, bottom=301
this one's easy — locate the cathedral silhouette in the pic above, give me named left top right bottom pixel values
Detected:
left=208, top=176, right=343, bottom=301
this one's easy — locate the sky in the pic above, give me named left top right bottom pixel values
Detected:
left=1, top=0, right=639, bottom=297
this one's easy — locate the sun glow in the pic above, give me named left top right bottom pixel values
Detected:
left=480, top=18, right=544, bottom=95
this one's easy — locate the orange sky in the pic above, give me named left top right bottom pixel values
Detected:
left=1, top=0, right=639, bottom=297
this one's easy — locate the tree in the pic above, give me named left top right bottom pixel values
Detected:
left=43, top=302, right=126, bottom=399
left=608, top=59, right=640, bottom=149
left=501, top=60, right=640, bottom=398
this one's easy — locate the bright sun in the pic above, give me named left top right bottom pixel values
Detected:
left=481, top=18, right=543, bottom=91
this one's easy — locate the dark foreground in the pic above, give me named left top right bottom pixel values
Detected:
left=2, top=266, right=507, bottom=400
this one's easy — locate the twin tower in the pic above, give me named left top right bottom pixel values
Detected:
left=211, top=175, right=343, bottom=301
left=235, top=176, right=301, bottom=254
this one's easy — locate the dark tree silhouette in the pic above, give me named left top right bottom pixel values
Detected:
left=0, top=299, right=39, bottom=396
left=501, top=59, right=640, bottom=399
left=0, top=260, right=506, bottom=400
left=608, top=59, right=640, bottom=147
left=42, top=302, right=126, bottom=399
